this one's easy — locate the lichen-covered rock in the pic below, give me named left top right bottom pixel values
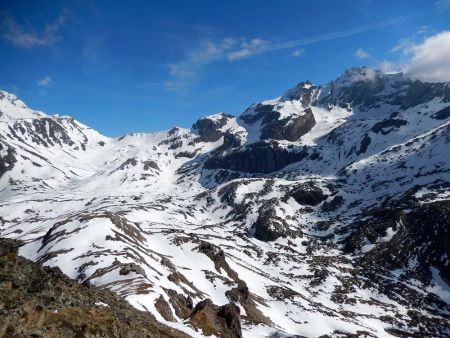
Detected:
left=188, top=299, right=242, bottom=338
left=155, top=295, right=175, bottom=321
left=119, top=262, right=146, bottom=277
left=0, top=239, right=188, bottom=338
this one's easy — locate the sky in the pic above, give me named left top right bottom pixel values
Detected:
left=1, top=0, right=450, bottom=136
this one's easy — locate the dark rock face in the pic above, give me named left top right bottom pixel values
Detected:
left=343, top=200, right=450, bottom=285
left=165, top=289, right=193, bottom=319
left=220, top=133, right=243, bottom=150
left=217, top=303, right=242, bottom=338
left=188, top=299, right=242, bottom=338
left=321, top=195, right=344, bottom=212
left=371, top=118, right=408, bottom=135
left=10, top=117, right=88, bottom=149
left=0, top=142, right=17, bottom=178
left=260, top=108, right=316, bottom=142
left=342, top=208, right=403, bottom=254
left=0, top=238, right=188, bottom=338
left=119, top=262, right=146, bottom=277
left=155, top=295, right=175, bottom=322
left=197, top=241, right=239, bottom=282
left=357, top=134, right=371, bottom=155
left=280, top=81, right=317, bottom=105
left=251, top=199, right=300, bottom=241
left=143, top=160, right=160, bottom=171
left=291, top=182, right=328, bottom=206
left=399, top=80, right=450, bottom=109
left=239, top=103, right=273, bottom=125
left=204, top=141, right=308, bottom=174
left=192, top=113, right=235, bottom=143
left=240, top=104, right=316, bottom=142
left=432, top=106, right=450, bottom=120
left=118, top=158, right=138, bottom=170
left=319, top=68, right=387, bottom=109
left=319, top=68, right=450, bottom=111
left=361, top=201, right=450, bottom=284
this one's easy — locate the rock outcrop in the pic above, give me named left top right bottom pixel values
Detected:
left=291, top=181, right=328, bottom=206
left=204, top=141, right=308, bottom=174
left=188, top=299, right=242, bottom=338
left=251, top=199, right=300, bottom=241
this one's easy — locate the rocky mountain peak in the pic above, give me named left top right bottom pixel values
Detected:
left=192, top=112, right=246, bottom=146
left=280, top=80, right=319, bottom=106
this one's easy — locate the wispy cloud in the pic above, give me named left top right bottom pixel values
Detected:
left=166, top=15, right=415, bottom=91
left=248, top=15, right=416, bottom=55
left=37, top=75, right=51, bottom=87
left=228, top=38, right=269, bottom=61
left=435, top=0, right=450, bottom=7
left=391, top=26, right=434, bottom=54
left=1, top=12, right=67, bottom=48
left=355, top=48, right=370, bottom=59
left=36, top=75, right=51, bottom=96
left=291, top=49, right=304, bottom=58
left=166, top=37, right=249, bottom=91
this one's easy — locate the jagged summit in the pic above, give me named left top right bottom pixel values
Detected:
left=1, top=67, right=450, bottom=337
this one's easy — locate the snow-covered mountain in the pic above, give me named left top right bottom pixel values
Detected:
left=1, top=67, right=449, bottom=337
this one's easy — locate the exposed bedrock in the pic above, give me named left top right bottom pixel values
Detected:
left=240, top=104, right=316, bottom=142
left=204, top=141, right=308, bottom=174
left=192, top=113, right=235, bottom=143
left=291, top=181, right=328, bottom=206
left=251, top=199, right=301, bottom=242
left=188, top=299, right=242, bottom=338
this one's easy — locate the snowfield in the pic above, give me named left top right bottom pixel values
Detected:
left=1, top=67, right=449, bottom=337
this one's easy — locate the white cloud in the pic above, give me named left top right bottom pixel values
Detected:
left=2, top=13, right=66, bottom=48
left=355, top=48, right=370, bottom=59
left=37, top=75, right=51, bottom=87
left=402, top=31, right=450, bottom=82
left=166, top=16, right=413, bottom=91
left=227, top=38, right=269, bottom=61
left=379, top=60, right=397, bottom=73
left=291, top=49, right=304, bottom=57
left=165, top=37, right=268, bottom=91
left=391, top=38, right=415, bottom=54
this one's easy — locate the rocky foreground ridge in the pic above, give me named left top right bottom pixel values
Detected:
left=0, top=238, right=247, bottom=338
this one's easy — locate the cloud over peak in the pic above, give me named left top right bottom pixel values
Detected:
left=402, top=31, right=450, bottom=82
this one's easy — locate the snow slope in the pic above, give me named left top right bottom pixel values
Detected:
left=1, top=68, right=449, bottom=337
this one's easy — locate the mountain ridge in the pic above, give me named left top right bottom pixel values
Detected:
left=1, top=66, right=449, bottom=337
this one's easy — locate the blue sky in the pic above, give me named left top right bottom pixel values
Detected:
left=1, top=0, right=449, bottom=136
